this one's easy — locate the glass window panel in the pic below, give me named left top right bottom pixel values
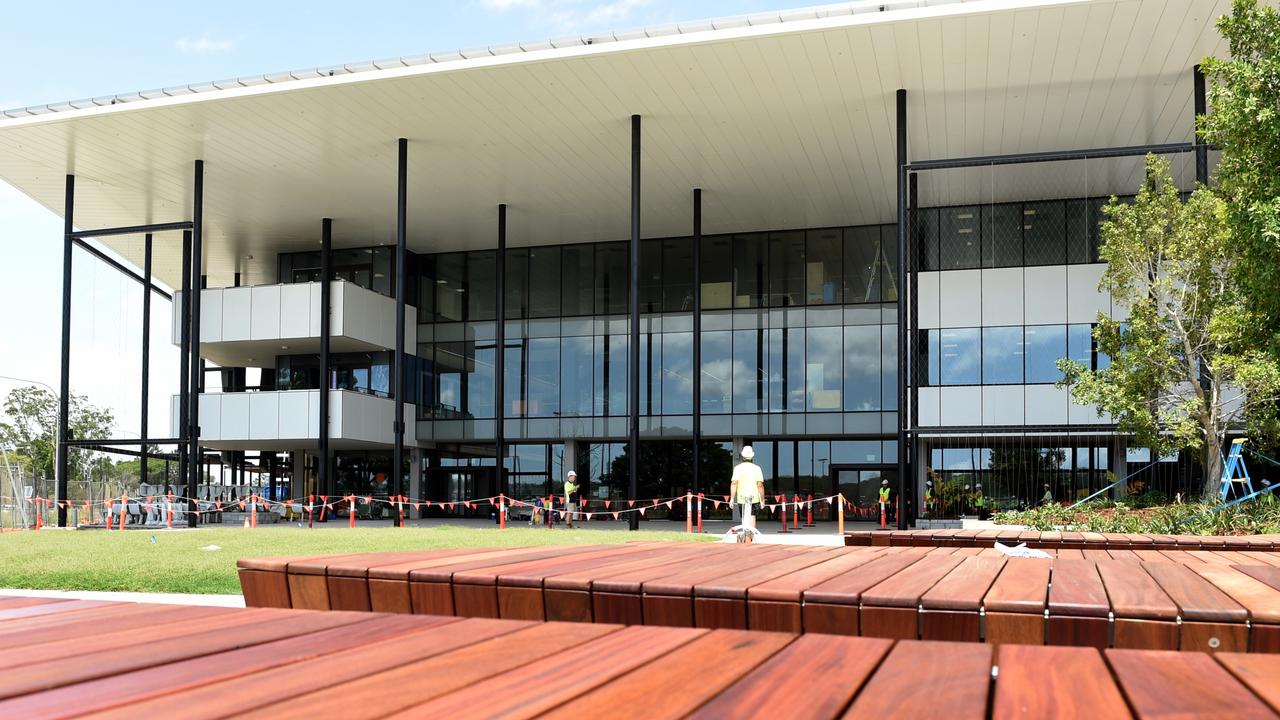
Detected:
left=1023, top=202, right=1066, bottom=266
left=775, top=441, right=795, bottom=495
left=843, top=325, right=881, bottom=411
left=981, top=326, right=1024, bottom=384
left=924, top=330, right=939, bottom=387
left=639, top=239, right=662, bottom=314
left=700, top=331, right=732, bottom=414
left=527, top=246, right=560, bottom=318
left=786, top=327, right=806, bottom=412
left=595, top=334, right=628, bottom=417
left=806, top=228, right=843, bottom=305
left=467, top=250, right=496, bottom=322
left=882, top=324, right=898, bottom=411
left=1067, top=324, right=1092, bottom=370
left=595, top=243, right=629, bottom=315
left=503, top=341, right=522, bottom=418
left=560, top=245, right=594, bottom=316
left=939, top=206, right=981, bottom=270
left=915, top=209, right=939, bottom=272
left=844, top=226, right=881, bottom=304
left=526, top=338, right=560, bottom=417
left=1024, top=325, right=1067, bottom=384
left=468, top=341, right=496, bottom=418
left=766, top=328, right=784, bottom=412
left=662, top=332, right=693, bottom=415
left=436, top=341, right=465, bottom=416
left=982, top=203, right=1023, bottom=268
left=640, top=333, right=657, bottom=415
left=939, top=328, right=980, bottom=385
left=505, top=248, right=529, bottom=320
left=732, top=329, right=760, bottom=413
left=372, top=247, right=394, bottom=297
left=768, top=231, right=805, bottom=307
left=560, top=336, right=593, bottom=417
left=416, top=256, right=436, bottom=323
left=880, top=225, right=899, bottom=302
left=806, top=326, right=843, bottom=411
left=663, top=238, right=695, bottom=312
left=434, top=253, right=466, bottom=323
left=701, top=237, right=732, bottom=310
left=733, top=233, right=766, bottom=308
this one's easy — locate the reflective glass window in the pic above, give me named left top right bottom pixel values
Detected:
left=639, top=239, right=662, bottom=314
left=560, top=245, right=594, bottom=316
left=434, top=253, right=466, bottom=323
left=595, top=243, right=629, bottom=315
left=467, top=250, right=496, bottom=321
left=1067, top=324, right=1092, bottom=371
left=526, top=338, right=560, bottom=417
left=560, top=336, right=593, bottom=417
left=939, top=206, right=981, bottom=269
left=844, top=226, right=881, bottom=303
left=503, top=341, right=522, bottom=418
left=468, top=341, right=496, bottom=418
left=505, top=248, right=528, bottom=320
left=768, top=231, right=805, bottom=307
left=806, top=229, right=843, bottom=305
left=765, top=328, right=785, bottom=413
left=701, top=237, right=732, bottom=310
left=733, top=233, right=766, bottom=308
left=880, top=225, right=899, bottom=302
left=939, top=328, right=980, bottom=385
left=663, top=238, right=695, bottom=313
left=1024, top=324, right=1067, bottom=384
left=528, top=246, right=560, bottom=318
left=732, top=329, right=760, bottom=413
left=982, top=203, right=1022, bottom=268
left=594, top=334, right=628, bottom=417
left=843, top=325, right=881, bottom=411
left=1024, top=202, right=1066, bottom=266
left=806, top=326, right=843, bottom=411
left=662, top=332, right=694, bottom=415
left=640, top=333, right=656, bottom=415
left=881, top=324, right=898, bottom=410
left=915, top=208, right=940, bottom=272
left=436, top=341, right=465, bottom=415
left=982, top=326, right=1024, bottom=384
left=700, top=331, right=732, bottom=414
left=786, top=327, right=806, bottom=412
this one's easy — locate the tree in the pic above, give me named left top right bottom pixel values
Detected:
left=0, top=386, right=115, bottom=490
left=1199, top=0, right=1280, bottom=350
left=1058, top=155, right=1280, bottom=499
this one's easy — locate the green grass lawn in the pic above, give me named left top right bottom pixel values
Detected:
left=0, top=526, right=712, bottom=595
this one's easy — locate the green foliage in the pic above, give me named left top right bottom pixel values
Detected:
left=1056, top=155, right=1280, bottom=499
left=1200, top=0, right=1280, bottom=357
left=994, top=496, right=1280, bottom=536
left=0, top=386, right=115, bottom=486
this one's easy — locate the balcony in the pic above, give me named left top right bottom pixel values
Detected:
left=172, top=280, right=416, bottom=368
left=170, top=389, right=418, bottom=450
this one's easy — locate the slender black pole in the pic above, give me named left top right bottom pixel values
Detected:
left=691, top=188, right=702, bottom=498
left=1194, top=64, right=1208, bottom=185
left=140, top=234, right=152, bottom=490
left=187, top=160, right=204, bottom=527
left=56, top=175, right=74, bottom=527
left=319, top=218, right=332, bottom=500
left=628, top=114, right=641, bottom=531
left=895, top=89, right=908, bottom=530
left=495, top=204, right=507, bottom=498
left=177, top=231, right=192, bottom=501
left=393, top=138, right=408, bottom=500
left=907, top=171, right=918, bottom=526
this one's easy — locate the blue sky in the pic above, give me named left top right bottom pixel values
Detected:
left=0, top=0, right=813, bottom=438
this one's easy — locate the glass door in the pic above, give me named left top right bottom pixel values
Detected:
left=833, top=467, right=896, bottom=523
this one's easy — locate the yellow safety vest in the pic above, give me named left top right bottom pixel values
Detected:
left=879, top=487, right=890, bottom=503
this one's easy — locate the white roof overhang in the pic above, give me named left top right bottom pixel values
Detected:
left=0, top=0, right=1229, bottom=288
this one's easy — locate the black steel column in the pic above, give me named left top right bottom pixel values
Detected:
left=177, top=231, right=192, bottom=499
left=895, top=89, right=908, bottom=530
left=1194, top=65, right=1208, bottom=185
left=691, top=188, right=702, bottom=496
left=907, top=172, right=918, bottom=527
left=628, top=114, right=641, bottom=531
left=319, top=218, right=332, bottom=499
left=140, top=234, right=152, bottom=490
left=187, top=160, right=204, bottom=527
left=495, top=204, right=507, bottom=497
left=56, top=175, right=74, bottom=527
left=393, top=138, right=408, bottom=500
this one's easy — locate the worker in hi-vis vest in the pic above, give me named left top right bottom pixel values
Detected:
left=730, top=445, right=765, bottom=533
left=923, top=480, right=934, bottom=517
left=973, top=482, right=987, bottom=519
left=1042, top=483, right=1054, bottom=506
left=878, top=478, right=892, bottom=523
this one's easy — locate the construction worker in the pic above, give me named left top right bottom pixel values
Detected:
left=563, top=470, right=579, bottom=529
left=879, top=478, right=892, bottom=524
left=974, top=483, right=987, bottom=519
left=730, top=445, right=765, bottom=536
left=923, top=480, right=934, bottom=518
left=1041, top=483, right=1054, bottom=506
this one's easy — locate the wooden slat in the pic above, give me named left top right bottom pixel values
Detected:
left=690, top=634, right=892, bottom=719
left=1107, top=648, right=1276, bottom=719
left=802, top=553, right=924, bottom=636
left=983, top=557, right=1051, bottom=646
left=542, top=629, right=795, bottom=718
left=1216, top=653, right=1280, bottom=715
left=1047, top=559, right=1110, bottom=649
left=746, top=548, right=886, bottom=632
left=859, top=555, right=964, bottom=639
left=992, top=645, right=1132, bottom=720
left=843, top=641, right=992, bottom=720
left=1143, top=561, right=1250, bottom=653
left=919, top=557, right=1005, bottom=642
left=543, top=544, right=724, bottom=623
left=639, top=546, right=797, bottom=628
left=1095, top=559, right=1178, bottom=650
left=691, top=547, right=841, bottom=629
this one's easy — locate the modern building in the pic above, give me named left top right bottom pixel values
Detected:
left=0, top=0, right=1225, bottom=526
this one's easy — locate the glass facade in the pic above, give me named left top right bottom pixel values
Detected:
left=920, top=324, right=1103, bottom=387
left=916, top=197, right=1116, bottom=271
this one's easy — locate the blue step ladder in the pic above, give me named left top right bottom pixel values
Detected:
left=1220, top=438, right=1255, bottom=501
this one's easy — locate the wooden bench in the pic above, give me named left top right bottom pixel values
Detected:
left=240, top=543, right=1280, bottom=652
left=848, top=529, right=1280, bottom=551
left=4, top=593, right=1280, bottom=718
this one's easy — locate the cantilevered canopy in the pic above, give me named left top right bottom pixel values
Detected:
left=0, top=0, right=1227, bottom=288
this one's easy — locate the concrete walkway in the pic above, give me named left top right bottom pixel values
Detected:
left=0, top=587, right=244, bottom=607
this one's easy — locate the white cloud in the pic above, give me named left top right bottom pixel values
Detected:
left=477, top=0, right=651, bottom=32
left=173, top=35, right=236, bottom=55
left=479, top=0, right=542, bottom=9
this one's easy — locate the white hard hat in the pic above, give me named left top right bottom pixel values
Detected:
left=567, top=470, right=577, bottom=477
left=881, top=479, right=889, bottom=485
left=740, top=445, right=755, bottom=460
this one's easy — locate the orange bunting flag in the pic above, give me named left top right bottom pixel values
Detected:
left=723, top=495, right=730, bottom=503
left=612, top=511, right=620, bottom=520
left=364, top=496, right=372, bottom=505
left=627, top=500, right=636, bottom=508
left=585, top=513, right=593, bottom=520
left=424, top=500, right=432, bottom=508
left=465, top=501, right=474, bottom=510
left=603, top=500, right=611, bottom=509
left=652, top=498, right=660, bottom=506
left=413, top=502, right=420, bottom=510
left=239, top=500, right=246, bottom=510
left=447, top=502, right=455, bottom=510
